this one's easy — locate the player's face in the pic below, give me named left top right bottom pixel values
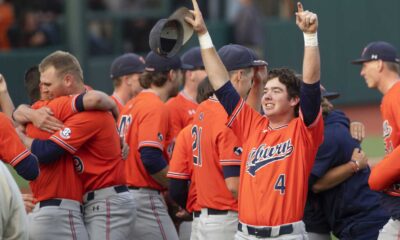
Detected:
left=127, top=73, right=143, bottom=98
left=192, top=69, right=207, bottom=84
left=360, top=61, right=380, bottom=88
left=262, top=77, right=299, bottom=119
left=169, top=69, right=183, bottom=97
left=40, top=66, right=67, bottom=100
left=235, top=68, right=254, bottom=98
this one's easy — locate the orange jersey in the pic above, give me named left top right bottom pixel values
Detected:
left=28, top=96, right=84, bottom=202
left=0, top=113, right=31, bottom=167
left=118, top=90, right=169, bottom=190
left=111, top=94, right=124, bottom=113
left=228, top=99, right=323, bottom=226
left=167, top=124, right=200, bottom=212
left=50, top=111, right=125, bottom=192
left=370, top=82, right=400, bottom=194
left=191, top=98, right=242, bottom=211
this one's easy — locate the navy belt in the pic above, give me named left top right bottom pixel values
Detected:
left=128, top=186, right=160, bottom=194
left=206, top=208, right=229, bottom=215
left=87, top=185, right=129, bottom=201
left=193, top=211, right=201, bottom=218
left=39, top=199, right=83, bottom=213
left=238, top=222, right=293, bottom=238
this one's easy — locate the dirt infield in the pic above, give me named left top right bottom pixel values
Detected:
left=339, top=103, right=382, bottom=137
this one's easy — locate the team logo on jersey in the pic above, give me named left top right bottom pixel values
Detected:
left=188, top=109, right=196, bottom=116
left=72, top=156, right=84, bottom=174
left=233, top=146, right=243, bottom=156
left=246, top=139, right=294, bottom=176
left=383, top=120, right=392, bottom=139
left=157, top=133, right=164, bottom=141
left=60, top=128, right=72, bottom=139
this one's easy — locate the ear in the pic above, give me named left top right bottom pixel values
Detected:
left=289, top=96, right=300, bottom=107
left=123, top=75, right=131, bottom=85
left=186, top=70, right=192, bottom=81
left=168, top=70, right=175, bottom=82
left=378, top=60, right=385, bottom=72
left=63, top=74, right=73, bottom=87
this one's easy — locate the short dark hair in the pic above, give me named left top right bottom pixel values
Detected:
left=139, top=71, right=169, bottom=89
left=196, top=77, right=214, bottom=103
left=266, top=68, right=301, bottom=116
left=24, top=65, right=41, bottom=103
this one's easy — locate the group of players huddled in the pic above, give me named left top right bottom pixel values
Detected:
left=1, top=1, right=400, bottom=240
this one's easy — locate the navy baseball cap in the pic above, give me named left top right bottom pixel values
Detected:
left=145, top=51, right=192, bottom=72
left=181, top=47, right=204, bottom=70
left=352, top=41, right=400, bottom=64
left=110, top=53, right=145, bottom=79
left=149, top=7, right=194, bottom=58
left=321, top=85, right=340, bottom=100
left=218, top=44, right=268, bottom=71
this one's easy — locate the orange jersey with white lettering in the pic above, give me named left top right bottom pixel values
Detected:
left=228, top=99, right=323, bottom=226
left=28, top=96, right=84, bottom=202
left=50, top=110, right=125, bottom=192
left=111, top=94, right=124, bottom=113
left=191, top=98, right=242, bottom=211
left=167, top=124, right=200, bottom=212
left=118, top=90, right=169, bottom=190
left=0, top=113, right=31, bottom=167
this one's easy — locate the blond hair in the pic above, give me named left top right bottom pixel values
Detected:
left=39, top=50, right=84, bottom=82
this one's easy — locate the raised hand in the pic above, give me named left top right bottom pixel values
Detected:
left=184, top=0, right=208, bottom=35
left=350, top=121, right=365, bottom=143
left=295, top=2, right=318, bottom=34
left=0, top=74, right=9, bottom=93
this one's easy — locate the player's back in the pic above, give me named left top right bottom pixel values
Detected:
left=119, top=90, right=169, bottom=190
left=192, top=98, right=240, bottom=211
left=28, top=98, right=83, bottom=202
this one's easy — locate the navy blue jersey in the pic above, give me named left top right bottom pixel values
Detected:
left=305, top=110, right=389, bottom=238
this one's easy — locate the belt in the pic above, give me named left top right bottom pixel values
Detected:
left=39, top=199, right=83, bottom=213
left=238, top=222, right=293, bottom=238
left=193, top=211, right=201, bottom=218
left=205, top=208, right=229, bottom=215
left=87, top=185, right=128, bottom=201
left=128, top=186, right=160, bottom=194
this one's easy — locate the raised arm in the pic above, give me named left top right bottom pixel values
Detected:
left=296, top=2, right=320, bottom=84
left=82, top=90, right=119, bottom=120
left=185, top=0, right=229, bottom=91
left=0, top=74, right=15, bottom=119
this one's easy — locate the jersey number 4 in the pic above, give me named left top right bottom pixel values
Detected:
left=274, top=174, right=286, bottom=195
left=191, top=125, right=202, bottom=166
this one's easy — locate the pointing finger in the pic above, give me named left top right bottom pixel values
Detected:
left=192, top=0, right=200, bottom=12
left=297, top=2, right=304, bottom=13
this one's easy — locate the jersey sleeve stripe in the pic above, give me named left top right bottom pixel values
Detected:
left=299, top=107, right=322, bottom=129
left=167, top=172, right=191, bottom=179
left=9, top=149, right=31, bottom=166
left=50, top=136, right=77, bottom=153
left=227, top=98, right=245, bottom=127
left=220, top=159, right=242, bottom=166
left=71, top=95, right=78, bottom=113
left=138, top=141, right=164, bottom=150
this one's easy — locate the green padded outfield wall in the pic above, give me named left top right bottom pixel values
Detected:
left=1, top=0, right=400, bottom=106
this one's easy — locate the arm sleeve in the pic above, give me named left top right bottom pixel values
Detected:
left=300, top=81, right=321, bottom=127
left=369, top=145, right=400, bottom=191
left=214, top=81, right=241, bottom=116
left=140, top=147, right=168, bottom=175
left=169, top=179, right=189, bottom=209
left=14, top=154, right=39, bottom=181
left=222, top=166, right=240, bottom=179
left=31, top=139, right=67, bottom=164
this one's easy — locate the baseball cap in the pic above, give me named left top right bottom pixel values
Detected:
left=218, top=44, right=268, bottom=71
left=181, top=47, right=204, bottom=70
left=145, top=51, right=192, bottom=72
left=149, top=7, right=194, bottom=58
left=320, top=85, right=340, bottom=100
left=352, top=41, right=400, bottom=64
left=110, top=53, right=145, bottom=79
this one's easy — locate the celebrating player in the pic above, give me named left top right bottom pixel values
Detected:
left=186, top=1, right=323, bottom=238
left=353, top=41, right=400, bottom=239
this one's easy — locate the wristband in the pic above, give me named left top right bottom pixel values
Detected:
left=198, top=32, right=214, bottom=49
left=350, top=160, right=360, bottom=173
left=303, top=32, right=318, bottom=47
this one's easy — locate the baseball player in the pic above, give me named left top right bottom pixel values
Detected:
left=304, top=87, right=389, bottom=240
left=166, top=47, right=206, bottom=155
left=17, top=50, right=136, bottom=240
left=186, top=1, right=323, bottom=239
left=352, top=41, right=400, bottom=239
left=110, top=53, right=145, bottom=112
left=117, top=51, right=184, bottom=240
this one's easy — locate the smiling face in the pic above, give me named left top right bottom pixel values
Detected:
left=360, top=60, right=380, bottom=89
left=262, top=77, right=299, bottom=121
